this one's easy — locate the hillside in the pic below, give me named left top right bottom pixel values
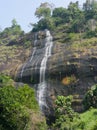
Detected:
left=1, top=0, right=97, bottom=129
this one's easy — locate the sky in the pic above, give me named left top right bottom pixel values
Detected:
left=0, top=0, right=86, bottom=32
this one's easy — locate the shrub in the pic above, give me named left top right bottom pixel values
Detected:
left=0, top=75, right=48, bottom=130
left=53, top=96, right=79, bottom=130
left=0, top=84, right=39, bottom=130
left=83, top=84, right=97, bottom=110
left=84, top=30, right=97, bottom=38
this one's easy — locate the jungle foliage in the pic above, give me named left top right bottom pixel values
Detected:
left=52, top=94, right=97, bottom=130
left=0, top=19, right=24, bottom=45
left=33, top=0, right=97, bottom=39
left=0, top=75, right=47, bottom=130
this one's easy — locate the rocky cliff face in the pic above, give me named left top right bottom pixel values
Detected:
left=1, top=30, right=97, bottom=117
left=47, top=42, right=97, bottom=112
left=15, top=30, right=97, bottom=116
left=16, top=31, right=47, bottom=83
left=0, top=32, right=35, bottom=77
left=47, top=36, right=97, bottom=113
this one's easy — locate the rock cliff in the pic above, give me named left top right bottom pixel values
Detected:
left=1, top=29, right=97, bottom=117
left=15, top=30, right=97, bottom=116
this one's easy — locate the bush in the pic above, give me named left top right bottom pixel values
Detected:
left=0, top=75, right=48, bottom=130
left=0, top=85, right=39, bottom=130
left=69, top=108, right=97, bottom=130
left=33, top=17, right=55, bottom=31
left=83, top=84, right=97, bottom=110
left=53, top=96, right=79, bottom=130
left=84, top=30, right=97, bottom=38
left=24, top=40, right=31, bottom=48
left=0, top=74, right=14, bottom=87
left=0, top=75, right=47, bottom=130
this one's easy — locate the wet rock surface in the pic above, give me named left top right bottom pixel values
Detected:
left=1, top=30, right=97, bottom=116
left=17, top=32, right=97, bottom=116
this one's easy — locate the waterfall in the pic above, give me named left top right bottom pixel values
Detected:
left=37, top=30, right=53, bottom=111
left=20, top=62, right=27, bottom=79
left=20, top=30, right=53, bottom=111
left=20, top=34, right=37, bottom=79
left=29, top=47, right=36, bottom=62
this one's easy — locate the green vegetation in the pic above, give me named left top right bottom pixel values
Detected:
left=35, top=2, right=52, bottom=19
left=33, top=0, right=97, bottom=41
left=77, top=108, right=97, bottom=130
left=32, top=2, right=97, bottom=128
left=53, top=96, right=79, bottom=130
left=0, top=75, right=47, bottom=130
left=0, top=19, right=24, bottom=45
left=0, top=41, right=31, bottom=75
left=1, top=0, right=97, bottom=129
left=52, top=95, right=97, bottom=130
left=70, top=108, right=97, bottom=130
left=0, top=75, right=14, bottom=87
left=83, top=84, right=97, bottom=110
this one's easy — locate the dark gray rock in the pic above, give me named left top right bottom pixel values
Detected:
left=16, top=30, right=97, bottom=116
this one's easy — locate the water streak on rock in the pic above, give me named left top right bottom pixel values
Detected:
left=37, top=30, right=53, bottom=111
left=20, top=34, right=37, bottom=79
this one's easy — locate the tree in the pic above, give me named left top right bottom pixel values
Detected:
left=83, top=0, right=97, bottom=20
left=53, top=96, right=79, bottom=130
left=0, top=85, right=39, bottom=130
left=68, top=1, right=81, bottom=20
left=91, top=0, right=97, bottom=9
left=0, top=18, right=24, bottom=43
left=11, top=19, right=23, bottom=35
left=83, top=0, right=97, bottom=11
left=83, top=0, right=92, bottom=11
left=33, top=2, right=55, bottom=31
left=35, top=2, right=53, bottom=19
left=52, top=7, right=70, bottom=25
left=52, top=7, right=68, bottom=18
left=69, top=13, right=85, bottom=33
left=39, top=17, right=55, bottom=30
left=0, top=75, right=47, bottom=130
left=0, top=75, right=39, bottom=130
left=11, top=18, right=18, bottom=27
left=83, top=84, right=97, bottom=110
left=35, top=7, right=51, bottom=19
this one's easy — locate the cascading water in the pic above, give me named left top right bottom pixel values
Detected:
left=20, top=62, right=27, bottom=79
left=37, top=30, right=53, bottom=111
left=29, top=47, right=36, bottom=62
left=20, top=34, right=37, bottom=79
left=20, top=30, right=53, bottom=112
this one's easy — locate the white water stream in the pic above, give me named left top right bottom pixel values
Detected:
left=37, top=30, right=53, bottom=110
left=20, top=34, right=37, bottom=79
left=20, top=30, right=53, bottom=111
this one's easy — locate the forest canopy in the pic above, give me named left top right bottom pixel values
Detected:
left=32, top=0, right=97, bottom=36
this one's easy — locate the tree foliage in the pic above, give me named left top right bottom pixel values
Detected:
left=0, top=84, right=39, bottom=130
left=33, top=0, right=97, bottom=36
left=0, top=19, right=24, bottom=44
left=83, top=84, right=97, bottom=110
left=35, top=7, right=51, bottom=19
left=35, top=2, right=53, bottom=19
left=1, top=19, right=23, bottom=36
left=11, top=19, right=18, bottom=27
left=52, top=7, right=70, bottom=26
left=0, top=75, right=45, bottom=130
left=53, top=96, right=79, bottom=130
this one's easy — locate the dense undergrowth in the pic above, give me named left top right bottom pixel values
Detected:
left=0, top=75, right=47, bottom=130
left=52, top=93, right=97, bottom=130
left=0, top=75, right=97, bottom=130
